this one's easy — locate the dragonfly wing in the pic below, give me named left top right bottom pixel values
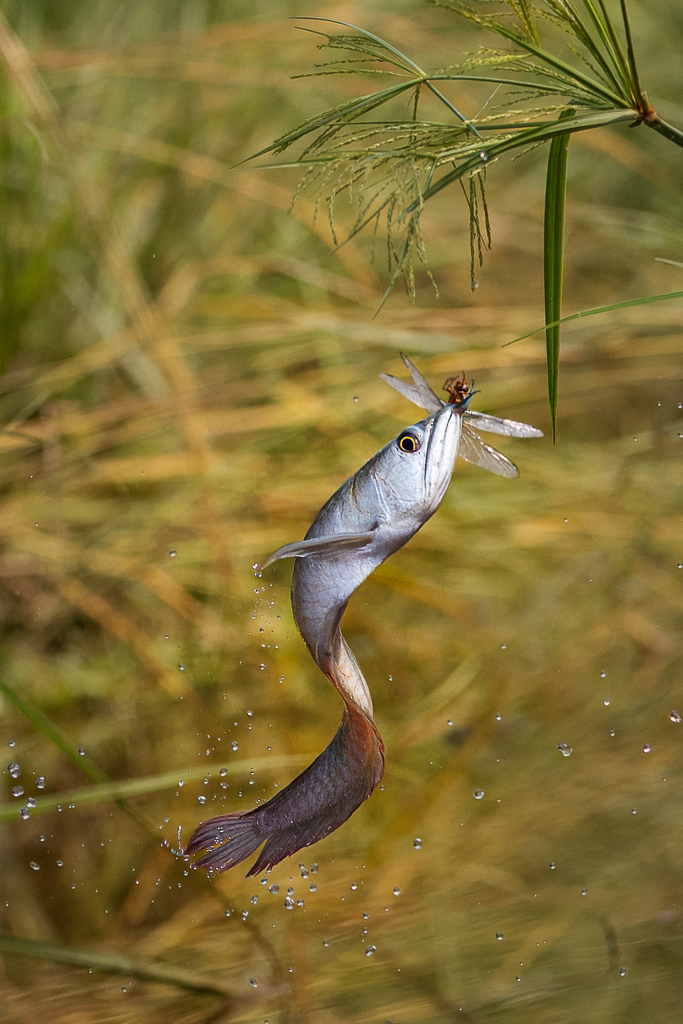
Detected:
left=380, top=353, right=444, bottom=413
left=465, top=411, right=543, bottom=438
left=380, top=373, right=439, bottom=412
left=459, top=425, right=520, bottom=478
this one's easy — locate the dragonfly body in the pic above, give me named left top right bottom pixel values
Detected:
left=186, top=357, right=542, bottom=876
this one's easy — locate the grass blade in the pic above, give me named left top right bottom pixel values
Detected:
left=0, top=755, right=308, bottom=823
left=544, top=108, right=575, bottom=439
left=0, top=680, right=108, bottom=785
left=0, top=935, right=233, bottom=997
left=0, top=679, right=155, bottom=834
left=504, top=287, right=683, bottom=345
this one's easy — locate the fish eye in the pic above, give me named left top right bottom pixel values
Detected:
left=398, top=431, right=420, bottom=453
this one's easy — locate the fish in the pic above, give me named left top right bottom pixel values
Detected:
left=185, top=356, right=542, bottom=876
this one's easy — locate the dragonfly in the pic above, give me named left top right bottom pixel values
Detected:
left=381, top=354, right=543, bottom=478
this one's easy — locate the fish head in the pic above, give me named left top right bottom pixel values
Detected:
left=372, top=401, right=463, bottom=521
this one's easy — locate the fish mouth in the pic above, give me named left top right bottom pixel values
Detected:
left=422, top=402, right=461, bottom=507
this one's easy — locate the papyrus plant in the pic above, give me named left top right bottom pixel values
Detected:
left=251, top=1, right=683, bottom=435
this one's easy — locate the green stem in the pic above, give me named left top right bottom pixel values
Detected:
left=646, top=116, right=683, bottom=149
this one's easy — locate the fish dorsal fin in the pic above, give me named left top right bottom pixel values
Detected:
left=380, top=354, right=444, bottom=414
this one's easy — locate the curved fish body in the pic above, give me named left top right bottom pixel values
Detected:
left=186, top=357, right=542, bottom=876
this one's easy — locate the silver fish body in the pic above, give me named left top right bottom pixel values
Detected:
left=186, top=359, right=541, bottom=876
left=292, top=401, right=462, bottom=712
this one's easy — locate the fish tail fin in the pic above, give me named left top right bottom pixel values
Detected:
left=184, top=811, right=264, bottom=873
left=186, top=704, right=384, bottom=877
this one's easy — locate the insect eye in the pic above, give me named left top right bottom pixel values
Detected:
left=398, top=432, right=420, bottom=453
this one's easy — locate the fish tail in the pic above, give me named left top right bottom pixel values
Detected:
left=184, top=810, right=265, bottom=872
left=187, top=704, right=384, bottom=877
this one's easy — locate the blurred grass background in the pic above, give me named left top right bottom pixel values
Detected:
left=0, top=1, right=682, bottom=1021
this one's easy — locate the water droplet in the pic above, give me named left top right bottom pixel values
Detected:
left=351, top=882, right=358, bottom=891
left=500, top=644, right=507, bottom=650
left=494, top=712, right=502, bottom=721
left=610, top=729, right=616, bottom=737
left=393, top=887, right=401, bottom=896
left=78, top=748, right=85, bottom=756
left=8, top=763, right=20, bottom=778
left=169, top=549, right=177, bottom=558
left=311, top=863, right=318, bottom=873
left=447, top=719, right=453, bottom=727
left=603, top=699, right=610, bottom=706
left=231, top=741, right=239, bottom=752
left=11, top=786, right=24, bottom=798
left=259, top=664, right=266, bottom=671
left=19, top=808, right=30, bottom=820
left=619, top=966, right=626, bottom=977
left=178, top=664, right=185, bottom=672
left=678, top=563, right=683, bottom=570
left=479, top=150, right=489, bottom=162
left=30, top=861, right=40, bottom=871
left=249, top=978, right=257, bottom=988
left=563, top=517, right=568, bottom=522
left=516, top=975, right=521, bottom=982
left=219, top=767, right=228, bottom=777
left=413, top=837, right=422, bottom=849
left=581, top=888, right=587, bottom=896
left=284, top=897, right=295, bottom=910
left=600, top=671, right=606, bottom=678
left=365, top=945, right=377, bottom=957
left=178, top=780, right=184, bottom=787
left=296, top=898, right=304, bottom=907
left=56, top=859, right=63, bottom=867
left=241, top=910, right=249, bottom=920
left=496, top=932, right=504, bottom=941
left=642, top=744, right=651, bottom=754
left=557, top=743, right=572, bottom=757
left=550, top=862, right=556, bottom=870
left=197, top=795, right=206, bottom=804
left=26, top=797, right=36, bottom=808
left=473, top=789, right=485, bottom=800
left=8, top=741, right=15, bottom=748
left=670, top=710, right=681, bottom=723
left=631, top=808, right=637, bottom=815
left=35, top=777, right=45, bottom=789
left=250, top=895, right=258, bottom=905
left=309, top=883, right=317, bottom=892
left=323, top=939, right=329, bottom=947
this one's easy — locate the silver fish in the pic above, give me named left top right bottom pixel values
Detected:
left=186, top=356, right=542, bottom=875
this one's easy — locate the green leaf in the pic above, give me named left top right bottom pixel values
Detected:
left=543, top=108, right=575, bottom=440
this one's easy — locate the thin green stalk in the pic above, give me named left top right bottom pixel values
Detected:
left=618, top=0, right=644, bottom=104
left=543, top=108, right=575, bottom=440
left=0, top=754, right=308, bottom=823
left=503, top=288, right=683, bottom=345
left=0, top=678, right=154, bottom=834
left=646, top=116, right=683, bottom=149
left=0, top=679, right=108, bottom=785
left=0, top=935, right=233, bottom=998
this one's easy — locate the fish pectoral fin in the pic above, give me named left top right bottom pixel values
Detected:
left=260, top=531, right=376, bottom=570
